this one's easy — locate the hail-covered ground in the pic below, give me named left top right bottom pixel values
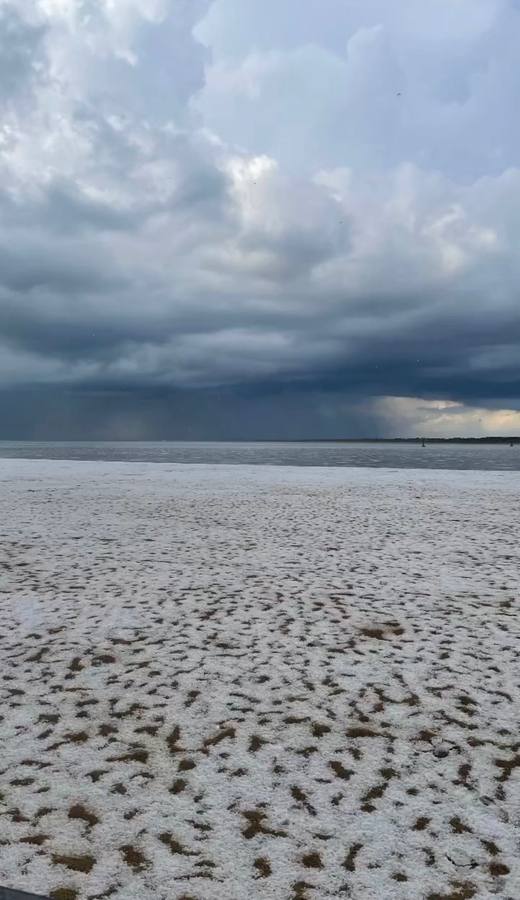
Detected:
left=0, top=458, right=519, bottom=900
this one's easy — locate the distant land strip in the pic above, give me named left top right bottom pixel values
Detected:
left=287, top=436, right=520, bottom=444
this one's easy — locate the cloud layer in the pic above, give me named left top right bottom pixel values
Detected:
left=0, top=0, right=519, bottom=437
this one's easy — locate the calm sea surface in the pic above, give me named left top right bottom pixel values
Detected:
left=0, top=441, right=519, bottom=471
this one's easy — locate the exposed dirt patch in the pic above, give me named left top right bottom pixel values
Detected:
left=120, top=844, right=149, bottom=872
left=344, top=843, right=363, bottom=872
left=302, top=851, right=323, bottom=869
left=254, top=856, right=272, bottom=877
left=52, top=854, right=96, bottom=873
left=68, top=804, right=99, bottom=828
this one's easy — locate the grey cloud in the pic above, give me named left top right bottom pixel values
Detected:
left=0, top=238, right=124, bottom=294
left=195, top=1, right=520, bottom=179
left=40, top=181, right=138, bottom=234
left=0, top=180, right=138, bottom=234
left=0, top=0, right=519, bottom=438
left=0, top=6, right=45, bottom=104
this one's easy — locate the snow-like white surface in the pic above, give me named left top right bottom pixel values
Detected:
left=0, top=458, right=519, bottom=900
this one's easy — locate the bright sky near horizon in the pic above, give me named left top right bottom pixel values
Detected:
left=1, top=0, right=519, bottom=438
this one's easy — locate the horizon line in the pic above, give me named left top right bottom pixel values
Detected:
left=0, top=436, right=519, bottom=444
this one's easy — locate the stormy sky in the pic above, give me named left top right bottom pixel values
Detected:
left=1, top=0, right=520, bottom=439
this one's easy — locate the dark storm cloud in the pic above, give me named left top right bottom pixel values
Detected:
left=0, top=384, right=386, bottom=441
left=0, top=0, right=519, bottom=437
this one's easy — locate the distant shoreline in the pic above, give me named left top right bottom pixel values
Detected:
left=289, top=437, right=520, bottom=444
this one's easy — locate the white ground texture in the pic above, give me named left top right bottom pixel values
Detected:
left=0, top=459, right=519, bottom=900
